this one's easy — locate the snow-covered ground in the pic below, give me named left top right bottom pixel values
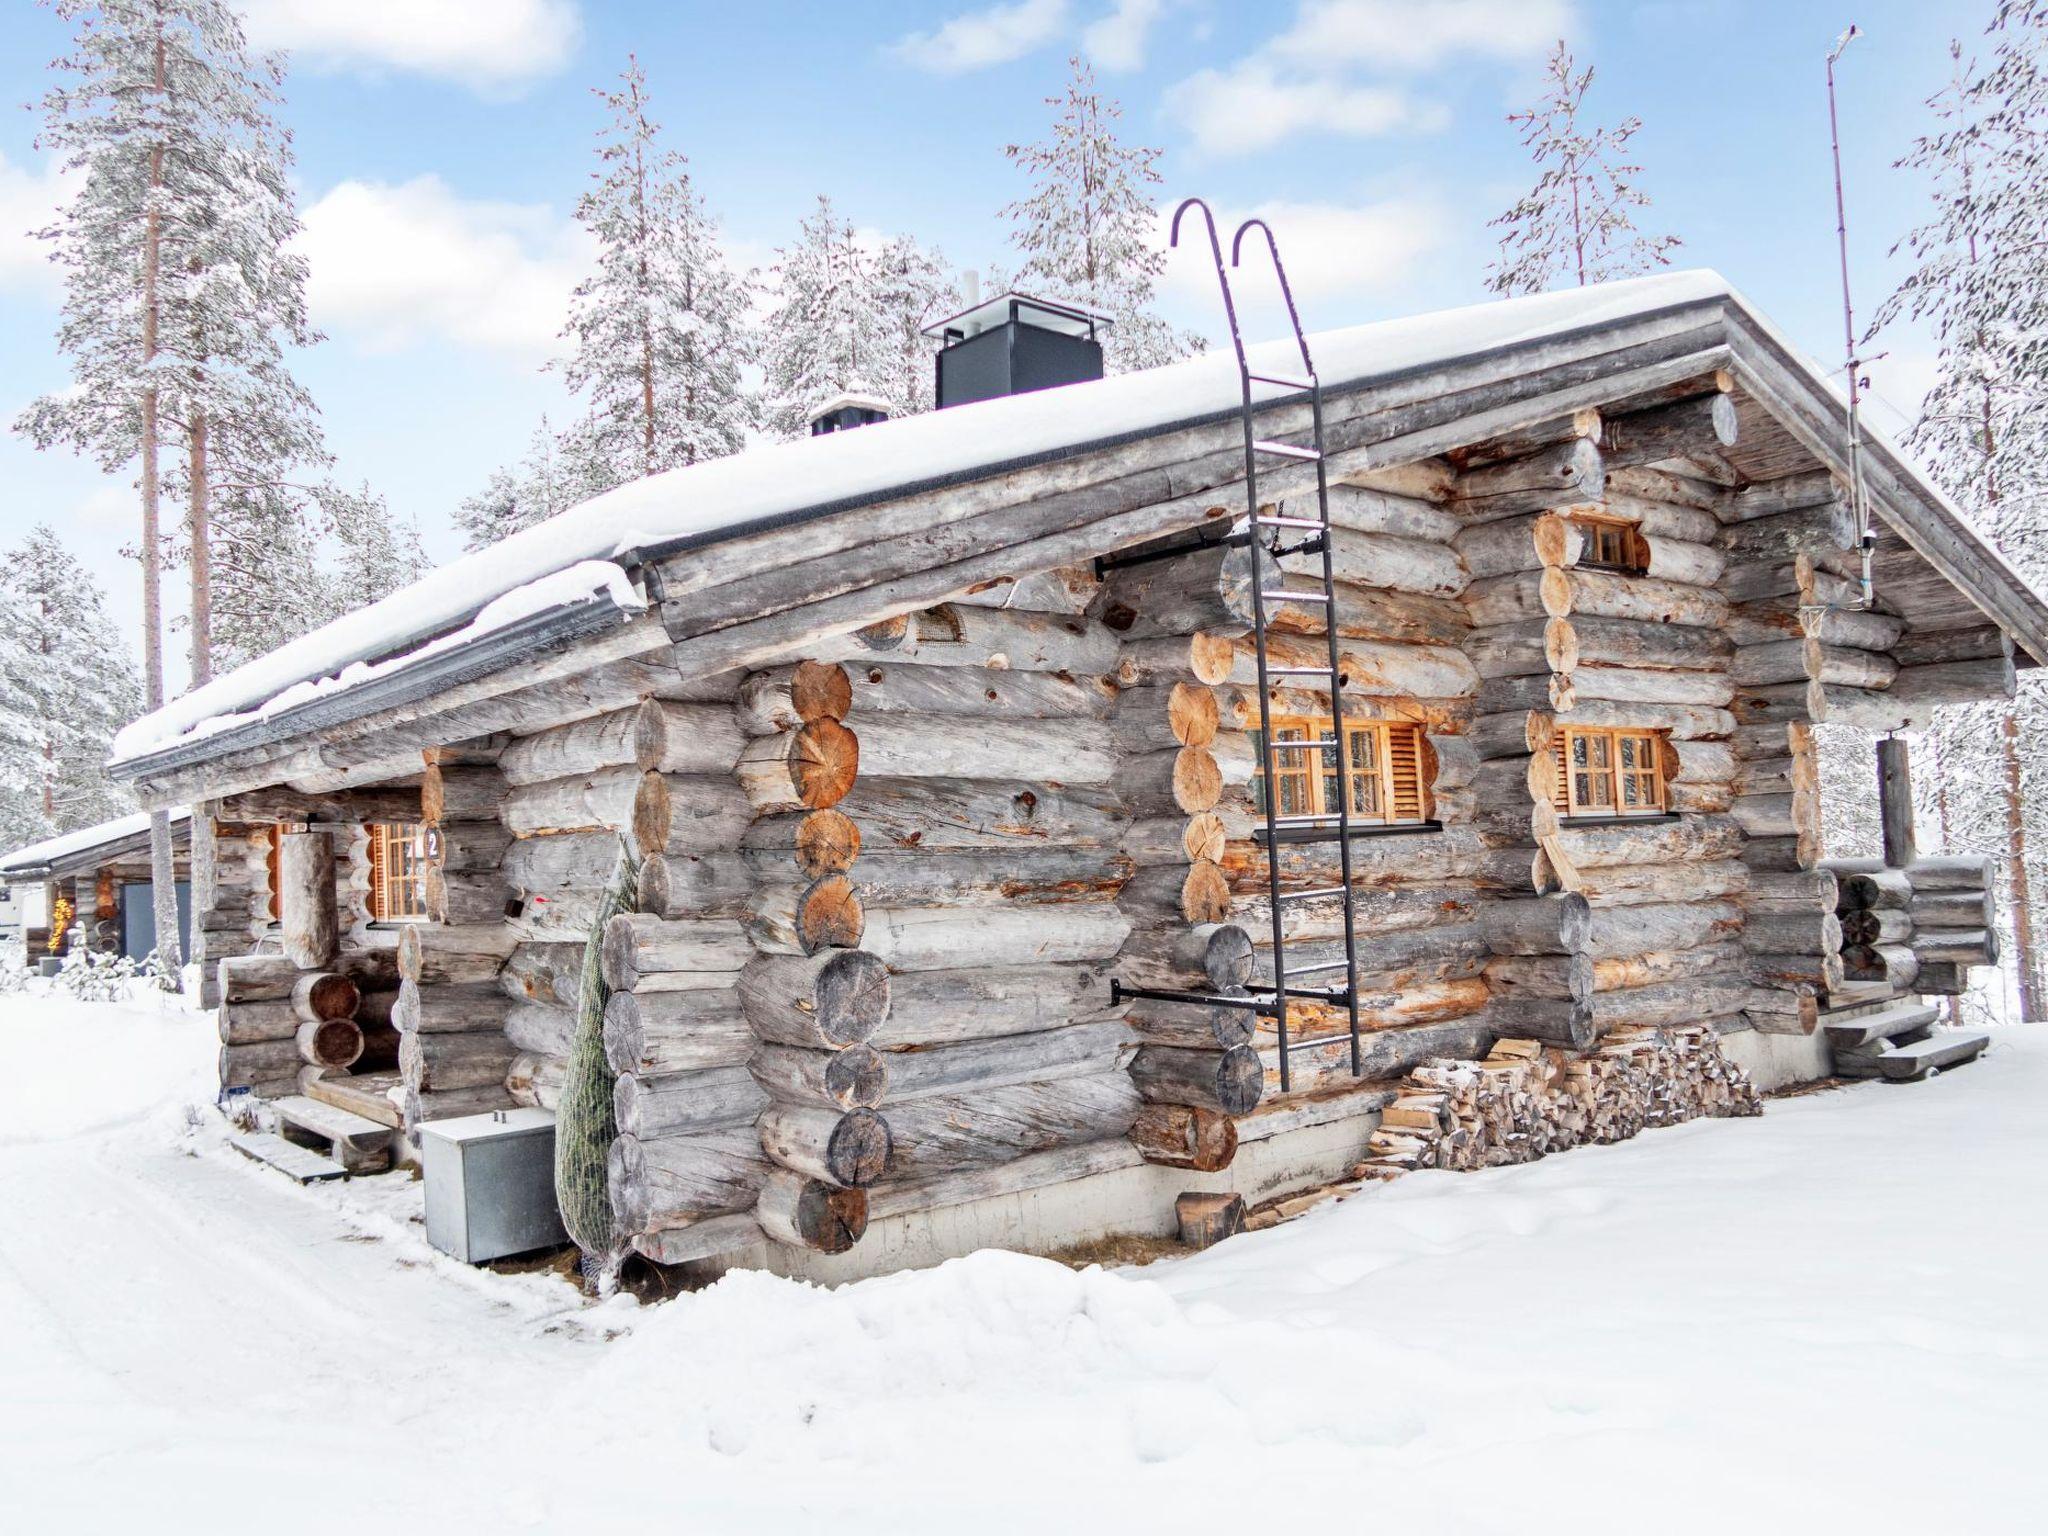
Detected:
left=2, top=986, right=2043, bottom=1534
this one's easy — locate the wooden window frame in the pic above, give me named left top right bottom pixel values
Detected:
left=1571, top=513, right=1649, bottom=575
left=366, top=822, right=434, bottom=924
left=1250, top=716, right=1432, bottom=827
left=1552, top=726, right=1669, bottom=820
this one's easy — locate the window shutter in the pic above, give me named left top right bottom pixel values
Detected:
left=265, top=825, right=282, bottom=921
left=1388, top=724, right=1425, bottom=821
left=1550, top=731, right=1570, bottom=813
left=366, top=824, right=387, bottom=922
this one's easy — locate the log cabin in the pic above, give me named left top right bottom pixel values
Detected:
left=105, top=270, right=2046, bottom=1277
left=0, top=810, right=192, bottom=962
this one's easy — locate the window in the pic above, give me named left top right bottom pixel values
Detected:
left=1250, top=717, right=1431, bottom=826
left=1573, top=514, right=1648, bottom=574
left=366, top=822, right=434, bottom=922
left=1550, top=727, right=1668, bottom=819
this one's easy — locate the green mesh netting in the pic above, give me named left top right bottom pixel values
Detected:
left=556, top=841, right=639, bottom=1279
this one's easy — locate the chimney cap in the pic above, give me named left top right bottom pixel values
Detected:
left=810, top=389, right=893, bottom=420
left=921, top=291, right=1115, bottom=342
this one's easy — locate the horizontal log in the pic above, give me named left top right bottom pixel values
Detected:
left=296, top=1017, right=363, bottom=1070
left=634, top=852, right=754, bottom=919
left=1583, top=900, right=1742, bottom=960
left=1903, top=855, right=1995, bottom=891
left=1554, top=814, right=1743, bottom=871
left=736, top=720, right=860, bottom=813
left=737, top=949, right=891, bottom=1049
left=757, top=1104, right=891, bottom=1187
left=830, top=777, right=1128, bottom=851
left=1107, top=682, right=1220, bottom=752
left=1600, top=390, right=1737, bottom=468
left=391, top=980, right=511, bottom=1035
left=1297, top=482, right=1459, bottom=542
left=860, top=903, right=1130, bottom=971
left=600, top=914, right=752, bottom=992
left=882, top=1018, right=1132, bottom=1102
left=873, top=962, right=1116, bottom=1047
left=879, top=1073, right=1142, bottom=1180
left=745, top=874, right=863, bottom=955
left=604, top=987, right=753, bottom=1075
left=734, top=661, right=853, bottom=735
left=503, top=999, right=577, bottom=1056
left=1564, top=614, right=1731, bottom=671
left=217, top=783, right=421, bottom=825
left=853, top=715, right=1116, bottom=785
left=400, top=1029, right=520, bottom=1092
left=615, top=1065, right=769, bottom=1137
left=1546, top=568, right=1731, bottom=628
left=1113, top=632, right=1237, bottom=688
left=217, top=999, right=301, bottom=1044
left=1129, top=1104, right=1238, bottom=1171
left=1128, top=1043, right=1263, bottom=1115
left=755, top=1169, right=867, bottom=1254
left=838, top=848, right=1134, bottom=910
left=507, top=1052, right=566, bottom=1110
left=1453, top=436, right=1604, bottom=522
left=748, top=1042, right=889, bottom=1111
left=1482, top=996, right=1594, bottom=1049
left=610, top=1128, right=771, bottom=1230
left=1273, top=525, right=1467, bottom=597
left=813, top=603, right=1122, bottom=675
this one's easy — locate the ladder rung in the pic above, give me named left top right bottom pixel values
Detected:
left=1271, top=812, right=1342, bottom=824
left=1254, top=515, right=1324, bottom=529
left=1266, top=664, right=1335, bottom=677
left=1267, top=739, right=1340, bottom=752
left=1263, top=590, right=1328, bottom=602
left=1248, top=372, right=1315, bottom=390
left=1279, top=885, right=1350, bottom=902
left=1253, top=439, right=1322, bottom=461
left=1284, top=959, right=1352, bottom=974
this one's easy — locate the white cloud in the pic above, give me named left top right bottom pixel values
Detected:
left=1268, top=0, right=1576, bottom=71
left=890, top=0, right=1071, bottom=73
left=1155, top=196, right=1452, bottom=328
left=0, top=151, right=77, bottom=295
left=1082, top=0, right=1176, bottom=71
left=297, top=177, right=589, bottom=361
left=1164, top=0, right=1566, bottom=155
left=239, top=0, right=581, bottom=89
left=1164, top=60, right=1441, bottom=156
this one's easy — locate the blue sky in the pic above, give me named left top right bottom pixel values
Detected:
left=0, top=0, right=1984, bottom=687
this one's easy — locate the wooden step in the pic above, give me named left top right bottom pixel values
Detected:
left=274, top=1095, right=393, bottom=1174
left=230, top=1131, right=349, bottom=1184
left=302, top=1070, right=403, bottom=1131
left=1825, top=1003, right=1940, bottom=1050
left=1835, top=1031, right=1991, bottom=1083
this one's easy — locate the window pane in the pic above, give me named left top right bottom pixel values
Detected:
left=1571, top=735, right=1589, bottom=768
left=1589, top=735, right=1611, bottom=769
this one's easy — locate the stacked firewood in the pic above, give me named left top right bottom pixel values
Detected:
left=1357, top=1025, right=1760, bottom=1177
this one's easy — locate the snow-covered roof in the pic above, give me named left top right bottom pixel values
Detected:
left=106, top=268, right=2048, bottom=774
left=0, top=808, right=191, bottom=879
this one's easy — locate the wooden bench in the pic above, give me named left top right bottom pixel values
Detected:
left=230, top=1131, right=349, bottom=1184
left=1835, top=1031, right=1990, bottom=1083
left=272, top=1094, right=394, bottom=1174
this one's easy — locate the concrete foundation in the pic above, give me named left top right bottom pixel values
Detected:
left=1721, top=1025, right=1833, bottom=1093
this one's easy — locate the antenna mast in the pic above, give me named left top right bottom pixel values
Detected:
left=1828, top=23, right=1877, bottom=610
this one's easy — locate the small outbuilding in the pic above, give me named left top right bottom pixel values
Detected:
left=0, top=810, right=192, bottom=963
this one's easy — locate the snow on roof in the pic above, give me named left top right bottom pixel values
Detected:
left=114, top=271, right=1741, bottom=767
left=0, top=807, right=191, bottom=877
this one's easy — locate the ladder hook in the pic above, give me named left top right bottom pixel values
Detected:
left=1169, top=197, right=1249, bottom=379
left=1230, top=216, right=1316, bottom=383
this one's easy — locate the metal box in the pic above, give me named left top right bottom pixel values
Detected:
left=419, top=1107, right=567, bottom=1264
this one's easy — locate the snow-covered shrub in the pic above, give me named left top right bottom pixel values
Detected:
left=0, top=959, right=31, bottom=994
left=56, top=948, right=138, bottom=1001
left=138, top=947, right=180, bottom=992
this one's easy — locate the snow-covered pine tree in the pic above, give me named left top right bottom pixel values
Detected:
left=0, top=526, right=141, bottom=845
left=555, top=56, right=753, bottom=495
left=202, top=478, right=324, bottom=673
left=14, top=0, right=232, bottom=976
left=456, top=418, right=584, bottom=552
left=760, top=196, right=900, bottom=439
left=1869, top=10, right=2048, bottom=1021
left=1004, top=54, right=1199, bottom=372
left=317, top=482, right=428, bottom=621
left=1486, top=41, right=1681, bottom=297
left=869, top=232, right=961, bottom=417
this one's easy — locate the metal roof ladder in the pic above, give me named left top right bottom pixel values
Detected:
left=1103, top=199, right=1362, bottom=1093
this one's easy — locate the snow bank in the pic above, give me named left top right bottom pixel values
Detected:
left=1, top=988, right=2045, bottom=1531
left=113, top=271, right=1738, bottom=764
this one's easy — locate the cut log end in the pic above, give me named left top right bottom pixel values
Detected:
left=1130, top=1104, right=1238, bottom=1171
left=757, top=1171, right=868, bottom=1254
left=296, top=1016, right=364, bottom=1070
